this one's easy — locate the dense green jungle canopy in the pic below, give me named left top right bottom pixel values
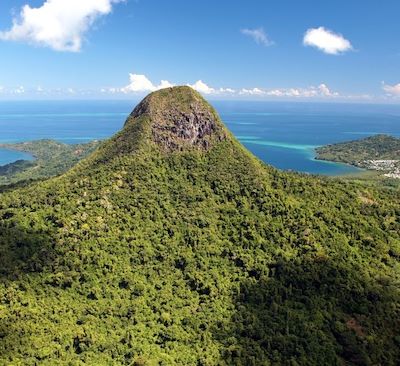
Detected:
left=0, top=87, right=399, bottom=365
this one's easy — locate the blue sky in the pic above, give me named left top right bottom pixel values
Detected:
left=0, top=0, right=399, bottom=101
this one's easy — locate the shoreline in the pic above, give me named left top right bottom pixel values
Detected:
left=0, top=139, right=397, bottom=184
left=0, top=148, right=35, bottom=166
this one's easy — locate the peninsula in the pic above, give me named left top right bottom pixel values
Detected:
left=315, top=134, right=400, bottom=179
left=0, top=139, right=100, bottom=186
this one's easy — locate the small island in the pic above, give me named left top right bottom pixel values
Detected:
left=315, top=134, right=400, bottom=179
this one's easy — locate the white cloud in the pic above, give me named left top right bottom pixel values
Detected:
left=303, top=27, right=353, bottom=55
left=116, top=75, right=235, bottom=96
left=121, top=74, right=175, bottom=93
left=122, top=74, right=157, bottom=93
left=101, top=87, right=119, bottom=94
left=241, top=28, right=274, bottom=47
left=383, top=82, right=400, bottom=96
left=0, top=86, right=27, bottom=95
left=12, top=71, right=342, bottom=100
left=0, top=79, right=371, bottom=101
left=250, top=84, right=340, bottom=98
left=318, top=83, right=339, bottom=97
left=158, top=80, right=175, bottom=89
left=188, top=80, right=215, bottom=94
left=219, top=88, right=235, bottom=94
left=0, top=0, right=124, bottom=52
left=13, top=86, right=25, bottom=94
left=240, top=88, right=266, bottom=96
left=119, top=74, right=341, bottom=99
left=265, top=89, right=284, bottom=97
left=189, top=81, right=237, bottom=95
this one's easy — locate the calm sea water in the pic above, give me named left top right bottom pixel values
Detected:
left=0, top=149, right=34, bottom=166
left=0, top=100, right=400, bottom=175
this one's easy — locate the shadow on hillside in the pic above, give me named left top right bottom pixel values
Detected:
left=0, top=219, right=57, bottom=281
left=216, top=257, right=400, bottom=366
left=0, top=219, right=59, bottom=361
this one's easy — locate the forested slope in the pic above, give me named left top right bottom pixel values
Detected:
left=0, top=87, right=399, bottom=365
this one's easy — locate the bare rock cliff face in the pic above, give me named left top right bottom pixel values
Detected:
left=128, top=86, right=227, bottom=152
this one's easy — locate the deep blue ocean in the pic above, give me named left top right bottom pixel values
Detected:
left=0, top=100, right=400, bottom=175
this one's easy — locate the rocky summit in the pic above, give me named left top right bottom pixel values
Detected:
left=127, top=87, right=227, bottom=151
left=0, top=87, right=399, bottom=365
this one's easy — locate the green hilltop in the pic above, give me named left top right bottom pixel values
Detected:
left=0, top=87, right=399, bottom=365
left=315, top=134, right=400, bottom=165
